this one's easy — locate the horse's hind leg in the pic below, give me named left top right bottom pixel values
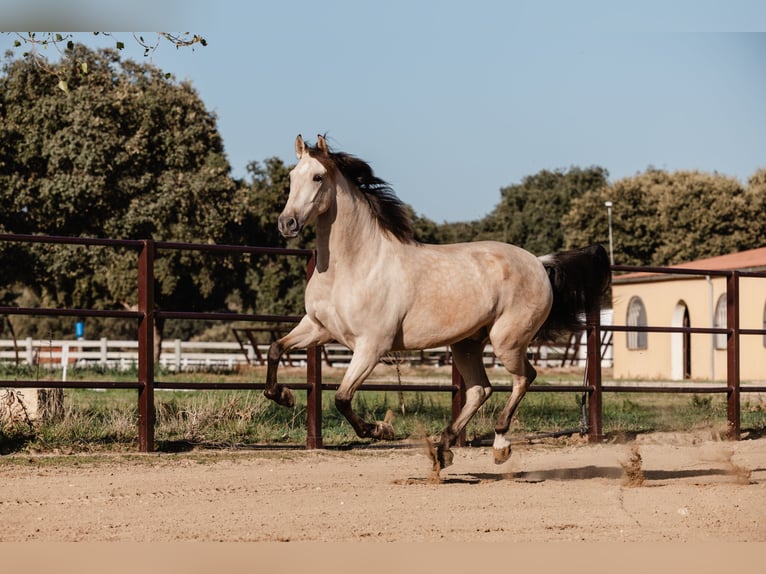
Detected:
left=492, top=347, right=537, bottom=464
left=334, top=345, right=395, bottom=440
left=435, top=338, right=493, bottom=469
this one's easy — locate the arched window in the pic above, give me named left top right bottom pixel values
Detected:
left=714, top=294, right=727, bottom=350
left=626, top=296, right=647, bottom=350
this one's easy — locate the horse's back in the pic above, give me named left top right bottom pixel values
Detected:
left=395, top=240, right=552, bottom=349
left=412, top=240, right=548, bottom=293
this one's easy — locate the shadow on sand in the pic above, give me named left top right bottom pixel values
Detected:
left=398, top=465, right=763, bottom=485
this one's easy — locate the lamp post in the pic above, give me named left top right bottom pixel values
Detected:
left=605, top=201, right=614, bottom=265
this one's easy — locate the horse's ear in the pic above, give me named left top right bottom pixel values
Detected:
left=317, top=134, right=328, bottom=154
left=295, top=134, right=306, bottom=159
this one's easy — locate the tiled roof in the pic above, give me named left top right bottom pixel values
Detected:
left=613, top=246, right=766, bottom=283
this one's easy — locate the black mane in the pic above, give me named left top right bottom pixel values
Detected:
left=308, top=143, right=415, bottom=243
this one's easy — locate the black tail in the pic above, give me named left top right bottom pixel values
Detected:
left=536, top=244, right=611, bottom=342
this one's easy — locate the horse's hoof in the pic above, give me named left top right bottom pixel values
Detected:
left=277, top=386, right=296, bottom=408
left=437, top=446, right=454, bottom=469
left=493, top=445, right=512, bottom=465
left=264, top=385, right=295, bottom=408
left=373, top=420, right=395, bottom=441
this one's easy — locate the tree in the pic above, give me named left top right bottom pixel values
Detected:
left=561, top=172, right=661, bottom=266
left=742, top=168, right=766, bottom=248
left=479, top=167, right=609, bottom=254
left=562, top=169, right=766, bottom=266
left=0, top=45, right=238, bottom=352
left=432, top=220, right=483, bottom=244
left=409, top=209, right=441, bottom=244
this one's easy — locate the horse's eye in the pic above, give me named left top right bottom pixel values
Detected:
left=313, top=174, right=323, bottom=183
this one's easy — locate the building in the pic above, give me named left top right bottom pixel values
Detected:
left=611, top=247, right=766, bottom=382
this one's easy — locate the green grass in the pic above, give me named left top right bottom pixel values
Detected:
left=2, top=365, right=765, bottom=454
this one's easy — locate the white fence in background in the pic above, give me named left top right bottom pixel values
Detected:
left=0, top=334, right=612, bottom=374
left=0, top=338, right=259, bottom=372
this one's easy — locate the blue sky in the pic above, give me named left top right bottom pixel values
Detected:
left=3, top=1, right=766, bottom=222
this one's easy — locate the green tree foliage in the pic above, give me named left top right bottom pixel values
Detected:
left=563, top=169, right=766, bottom=266
left=432, top=220, right=483, bottom=244
left=0, top=45, right=239, bottom=342
left=479, top=167, right=609, bottom=254
left=409, top=209, right=441, bottom=244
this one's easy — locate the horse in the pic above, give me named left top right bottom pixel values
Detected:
left=264, top=134, right=611, bottom=469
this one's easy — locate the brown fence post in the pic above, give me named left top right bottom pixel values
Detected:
left=586, top=309, right=603, bottom=442
left=306, top=345, right=323, bottom=449
left=304, top=251, right=323, bottom=449
left=451, top=362, right=466, bottom=447
left=137, top=239, right=155, bottom=452
left=726, top=271, right=741, bottom=439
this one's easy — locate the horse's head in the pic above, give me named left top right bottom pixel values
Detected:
left=279, top=134, right=335, bottom=238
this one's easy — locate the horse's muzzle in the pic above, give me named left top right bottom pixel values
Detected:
left=278, top=215, right=301, bottom=238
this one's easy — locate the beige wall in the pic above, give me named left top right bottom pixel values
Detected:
left=612, top=275, right=766, bottom=382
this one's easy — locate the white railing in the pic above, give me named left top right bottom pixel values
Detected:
left=0, top=329, right=612, bottom=374
left=0, top=338, right=257, bottom=372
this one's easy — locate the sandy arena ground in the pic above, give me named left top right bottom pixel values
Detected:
left=1, top=431, right=764, bottom=543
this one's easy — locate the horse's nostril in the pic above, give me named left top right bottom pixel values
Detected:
left=278, top=216, right=300, bottom=237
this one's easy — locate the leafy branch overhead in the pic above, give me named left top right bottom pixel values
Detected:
left=4, top=32, right=207, bottom=91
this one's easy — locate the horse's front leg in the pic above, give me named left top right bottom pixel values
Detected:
left=264, top=316, right=330, bottom=408
left=334, top=347, right=394, bottom=440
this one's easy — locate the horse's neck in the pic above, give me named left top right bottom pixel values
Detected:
left=314, top=184, right=389, bottom=275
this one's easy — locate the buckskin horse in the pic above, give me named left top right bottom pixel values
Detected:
left=264, top=134, right=610, bottom=470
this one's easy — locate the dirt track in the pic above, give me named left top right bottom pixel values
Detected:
left=1, top=431, right=764, bottom=542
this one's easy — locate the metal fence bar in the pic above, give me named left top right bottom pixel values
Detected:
left=601, top=385, right=731, bottom=394
left=726, top=271, right=741, bottom=439
left=3, top=236, right=764, bottom=451
left=0, top=307, right=142, bottom=319
left=611, top=264, right=732, bottom=277
left=304, top=253, right=324, bottom=449
left=0, top=232, right=143, bottom=249
left=306, top=346, right=323, bottom=449
left=1, top=380, right=143, bottom=389
left=608, top=325, right=729, bottom=335
left=137, top=239, right=156, bottom=452
left=155, top=311, right=303, bottom=323
left=586, top=308, right=603, bottom=441
left=155, top=239, right=312, bottom=258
